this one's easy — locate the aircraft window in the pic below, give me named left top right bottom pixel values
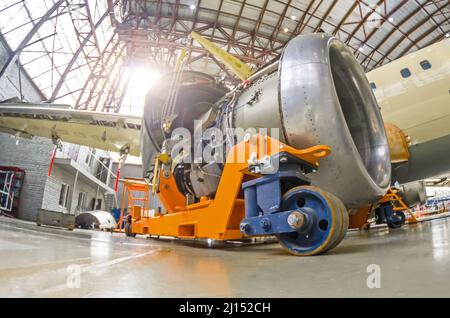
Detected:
left=370, top=82, right=377, bottom=90
left=400, top=68, right=411, bottom=78
left=420, top=60, right=432, bottom=70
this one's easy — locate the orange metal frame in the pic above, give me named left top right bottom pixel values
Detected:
left=349, top=205, right=373, bottom=229
left=131, top=135, right=331, bottom=240
left=381, top=188, right=418, bottom=224
left=349, top=188, right=419, bottom=229
left=116, top=178, right=151, bottom=232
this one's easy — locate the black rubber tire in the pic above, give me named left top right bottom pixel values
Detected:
left=125, top=223, right=136, bottom=237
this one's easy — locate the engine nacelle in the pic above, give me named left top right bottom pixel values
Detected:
left=141, top=34, right=392, bottom=209
left=397, top=181, right=427, bottom=208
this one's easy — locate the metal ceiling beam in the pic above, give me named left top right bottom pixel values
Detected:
left=75, top=35, right=119, bottom=109
left=360, top=0, right=424, bottom=67
left=395, top=22, right=443, bottom=58
left=358, top=0, right=408, bottom=47
left=0, top=0, right=66, bottom=79
left=314, top=0, right=338, bottom=32
left=372, top=1, right=448, bottom=68
left=49, top=0, right=120, bottom=102
left=3, top=0, right=448, bottom=111
left=331, top=1, right=359, bottom=35
left=344, top=0, right=384, bottom=45
left=268, top=0, right=293, bottom=49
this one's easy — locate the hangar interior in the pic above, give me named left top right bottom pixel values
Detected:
left=0, top=0, right=449, bottom=297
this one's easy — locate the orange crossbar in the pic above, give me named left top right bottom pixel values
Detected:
left=116, top=178, right=151, bottom=232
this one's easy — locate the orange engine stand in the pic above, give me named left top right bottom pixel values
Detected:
left=348, top=188, right=418, bottom=229
left=131, top=135, right=330, bottom=240
left=381, top=188, right=418, bottom=224
left=116, top=178, right=151, bottom=232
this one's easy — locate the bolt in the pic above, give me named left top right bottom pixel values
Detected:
left=260, top=219, right=272, bottom=231
left=280, top=156, right=288, bottom=163
left=287, top=212, right=306, bottom=230
left=240, top=223, right=250, bottom=233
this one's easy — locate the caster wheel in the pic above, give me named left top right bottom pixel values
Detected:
left=374, top=209, right=384, bottom=224
left=125, top=223, right=136, bottom=237
left=387, top=211, right=406, bottom=229
left=277, top=186, right=348, bottom=256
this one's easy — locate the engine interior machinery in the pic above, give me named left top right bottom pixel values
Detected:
left=141, top=34, right=392, bottom=210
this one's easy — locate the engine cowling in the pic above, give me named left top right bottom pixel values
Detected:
left=234, top=34, right=391, bottom=208
left=397, top=181, right=427, bottom=208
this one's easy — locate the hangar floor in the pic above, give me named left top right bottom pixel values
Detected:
left=0, top=215, right=449, bottom=298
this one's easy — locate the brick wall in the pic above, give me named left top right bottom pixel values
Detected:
left=0, top=36, right=50, bottom=220
left=0, top=134, right=53, bottom=220
left=42, top=164, right=107, bottom=215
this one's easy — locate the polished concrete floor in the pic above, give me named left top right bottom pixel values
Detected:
left=0, top=215, right=449, bottom=298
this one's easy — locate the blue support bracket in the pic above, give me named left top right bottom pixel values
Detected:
left=240, top=209, right=315, bottom=236
left=240, top=152, right=316, bottom=236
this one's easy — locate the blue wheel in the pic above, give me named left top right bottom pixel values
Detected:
left=277, top=186, right=348, bottom=256
left=387, top=211, right=406, bottom=229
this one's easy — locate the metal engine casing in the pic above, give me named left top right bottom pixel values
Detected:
left=189, top=162, right=222, bottom=198
left=233, top=34, right=391, bottom=208
left=398, top=181, right=427, bottom=208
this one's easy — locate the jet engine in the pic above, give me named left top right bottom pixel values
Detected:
left=141, top=34, right=392, bottom=209
left=397, top=181, right=428, bottom=208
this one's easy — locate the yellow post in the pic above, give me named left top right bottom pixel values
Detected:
left=190, top=31, right=254, bottom=81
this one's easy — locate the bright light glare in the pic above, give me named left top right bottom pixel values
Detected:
left=120, top=66, right=161, bottom=116
left=110, top=153, right=142, bottom=165
left=130, top=67, right=161, bottom=94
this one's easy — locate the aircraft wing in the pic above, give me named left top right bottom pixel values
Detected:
left=0, top=103, right=142, bottom=157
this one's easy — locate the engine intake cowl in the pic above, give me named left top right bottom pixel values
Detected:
left=234, top=34, right=391, bottom=208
